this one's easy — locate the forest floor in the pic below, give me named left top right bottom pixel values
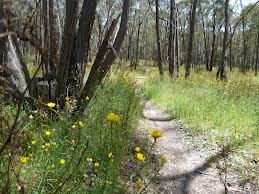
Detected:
left=134, top=75, right=257, bottom=194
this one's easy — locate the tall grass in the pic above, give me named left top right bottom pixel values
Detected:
left=0, top=76, right=142, bottom=193
left=143, top=68, right=259, bottom=180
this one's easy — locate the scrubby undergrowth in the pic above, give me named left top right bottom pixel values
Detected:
left=0, top=75, right=145, bottom=193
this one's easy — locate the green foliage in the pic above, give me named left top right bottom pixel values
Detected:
left=143, top=69, right=259, bottom=180
left=0, top=76, right=143, bottom=193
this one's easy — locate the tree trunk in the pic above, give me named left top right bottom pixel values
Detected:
left=175, top=5, right=180, bottom=77
left=49, top=0, right=61, bottom=75
left=209, top=2, right=218, bottom=72
left=80, top=0, right=130, bottom=107
left=241, top=18, right=247, bottom=74
left=134, top=19, right=142, bottom=70
left=199, top=1, right=209, bottom=71
left=0, top=3, right=27, bottom=94
left=67, top=0, right=98, bottom=97
left=56, top=0, right=81, bottom=98
left=217, top=0, right=229, bottom=81
left=168, top=0, right=175, bottom=77
left=155, top=0, right=164, bottom=76
left=185, top=0, right=198, bottom=78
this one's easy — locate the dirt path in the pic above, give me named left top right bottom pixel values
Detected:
left=139, top=101, right=254, bottom=194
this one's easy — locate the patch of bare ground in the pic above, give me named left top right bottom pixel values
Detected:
left=138, top=100, right=257, bottom=194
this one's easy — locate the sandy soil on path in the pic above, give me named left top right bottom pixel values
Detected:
left=138, top=100, right=256, bottom=194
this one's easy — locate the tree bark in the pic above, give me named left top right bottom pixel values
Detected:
left=155, top=0, right=164, bottom=76
left=49, top=0, right=61, bottom=75
left=56, top=0, right=81, bottom=98
left=0, top=3, right=27, bottom=94
left=175, top=5, right=180, bottom=77
left=217, top=0, right=229, bottom=81
left=67, top=0, right=98, bottom=97
left=199, top=1, right=210, bottom=71
left=168, top=0, right=175, bottom=77
left=185, top=0, right=198, bottom=78
left=80, top=0, right=130, bottom=106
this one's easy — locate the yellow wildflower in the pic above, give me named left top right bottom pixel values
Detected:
left=52, top=142, right=57, bottom=146
left=29, top=115, right=34, bottom=120
left=45, top=143, right=51, bottom=147
left=135, top=146, right=141, bottom=152
left=85, top=96, right=90, bottom=100
left=71, top=140, right=76, bottom=144
left=51, top=164, right=56, bottom=169
left=20, top=156, right=29, bottom=164
left=45, top=130, right=52, bottom=136
left=47, top=102, right=56, bottom=108
left=72, top=124, right=77, bottom=129
left=78, top=121, right=85, bottom=127
left=136, top=153, right=145, bottom=161
left=106, top=181, right=113, bottom=186
left=107, top=112, right=121, bottom=124
left=108, top=152, right=113, bottom=158
left=86, top=157, right=93, bottom=163
left=149, top=130, right=163, bottom=140
left=60, top=159, right=65, bottom=165
left=94, top=162, right=100, bottom=167
left=136, top=178, right=143, bottom=190
left=31, top=140, right=37, bottom=145
left=41, top=145, right=45, bottom=149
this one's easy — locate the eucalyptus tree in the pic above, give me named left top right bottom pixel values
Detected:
left=0, top=0, right=131, bottom=109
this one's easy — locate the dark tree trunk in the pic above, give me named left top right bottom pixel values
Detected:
left=67, top=0, right=98, bottom=97
left=56, top=0, right=81, bottom=98
left=175, top=5, right=180, bottom=77
left=80, top=0, right=130, bottom=106
left=42, top=0, right=50, bottom=76
left=155, top=0, right=164, bottom=76
left=185, top=0, right=198, bottom=78
left=199, top=1, right=209, bottom=71
left=168, top=0, right=175, bottom=77
left=209, top=2, right=218, bottom=72
left=134, top=19, right=142, bottom=70
left=241, top=18, right=247, bottom=74
left=217, top=0, right=229, bottom=81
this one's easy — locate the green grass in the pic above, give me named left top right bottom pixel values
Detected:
left=0, top=76, right=143, bottom=193
left=143, top=68, right=259, bottom=180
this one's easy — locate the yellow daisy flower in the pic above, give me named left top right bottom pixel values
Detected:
left=136, top=178, right=143, bottom=189
left=47, top=102, right=56, bottom=108
left=86, top=157, right=93, bottom=163
left=108, top=152, right=113, bottom=158
left=20, top=156, right=29, bottom=164
left=135, top=146, right=141, bottom=152
left=45, top=130, right=52, bottom=136
left=60, top=159, right=65, bottom=165
left=107, top=112, right=121, bottom=124
left=78, top=121, right=85, bottom=127
left=94, top=162, right=100, bottom=167
left=136, top=153, right=145, bottom=161
left=149, top=130, right=163, bottom=140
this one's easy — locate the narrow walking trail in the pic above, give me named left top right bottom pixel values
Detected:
left=139, top=100, right=252, bottom=194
